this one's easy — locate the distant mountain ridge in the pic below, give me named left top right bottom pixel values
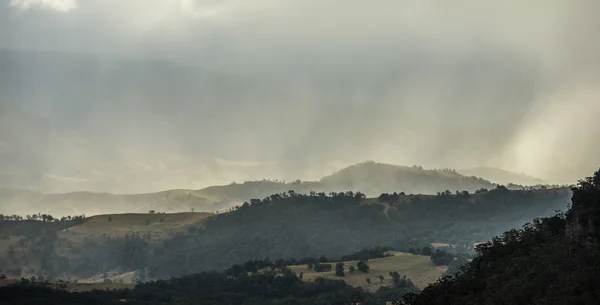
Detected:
left=458, top=166, right=545, bottom=186
left=319, top=161, right=495, bottom=195
left=0, top=161, right=529, bottom=217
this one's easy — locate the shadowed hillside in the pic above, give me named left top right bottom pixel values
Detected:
left=406, top=169, right=600, bottom=305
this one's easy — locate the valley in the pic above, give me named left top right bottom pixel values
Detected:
left=0, top=186, right=571, bottom=287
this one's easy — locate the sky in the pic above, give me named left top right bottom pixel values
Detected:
left=0, top=0, right=599, bottom=192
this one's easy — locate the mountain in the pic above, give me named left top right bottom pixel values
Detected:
left=458, top=166, right=545, bottom=186
left=319, top=161, right=496, bottom=195
left=0, top=161, right=503, bottom=217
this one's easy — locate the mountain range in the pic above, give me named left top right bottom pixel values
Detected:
left=0, top=161, right=553, bottom=217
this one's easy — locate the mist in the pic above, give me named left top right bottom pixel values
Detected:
left=1, top=0, right=599, bottom=193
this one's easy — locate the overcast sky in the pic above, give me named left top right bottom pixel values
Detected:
left=0, top=0, right=599, bottom=192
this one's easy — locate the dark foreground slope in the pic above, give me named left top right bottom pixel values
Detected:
left=407, top=169, right=600, bottom=305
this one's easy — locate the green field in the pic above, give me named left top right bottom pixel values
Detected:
left=288, top=251, right=443, bottom=292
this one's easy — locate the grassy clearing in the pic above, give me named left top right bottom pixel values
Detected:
left=288, top=251, right=443, bottom=292
left=59, top=212, right=212, bottom=243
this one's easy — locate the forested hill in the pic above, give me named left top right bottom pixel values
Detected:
left=147, top=187, right=570, bottom=278
left=0, top=187, right=570, bottom=281
left=407, top=169, right=600, bottom=305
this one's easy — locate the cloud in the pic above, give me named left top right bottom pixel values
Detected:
left=9, top=0, right=77, bottom=12
left=180, top=0, right=233, bottom=19
left=0, top=0, right=599, bottom=191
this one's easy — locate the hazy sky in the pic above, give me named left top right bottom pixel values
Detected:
left=0, top=0, right=599, bottom=192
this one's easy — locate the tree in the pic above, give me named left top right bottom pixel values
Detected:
left=366, top=278, right=371, bottom=286
left=149, top=210, right=155, bottom=214
left=430, top=249, right=455, bottom=266
left=379, top=275, right=384, bottom=283
left=108, top=217, right=112, bottom=222
left=335, top=263, right=345, bottom=277
left=349, top=266, right=356, bottom=273
left=313, top=263, right=332, bottom=272
left=422, top=246, right=433, bottom=256
left=357, top=261, right=370, bottom=273
left=0, top=274, right=6, bottom=280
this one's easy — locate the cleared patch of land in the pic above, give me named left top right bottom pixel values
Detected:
left=288, top=251, right=443, bottom=292
left=59, top=212, right=212, bottom=243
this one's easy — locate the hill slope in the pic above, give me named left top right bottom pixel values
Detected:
left=0, top=188, right=234, bottom=217
left=60, top=212, right=212, bottom=243
left=409, top=169, right=600, bottom=305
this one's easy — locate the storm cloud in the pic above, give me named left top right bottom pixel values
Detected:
left=0, top=0, right=599, bottom=193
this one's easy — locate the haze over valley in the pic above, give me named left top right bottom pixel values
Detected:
left=1, top=1, right=599, bottom=304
